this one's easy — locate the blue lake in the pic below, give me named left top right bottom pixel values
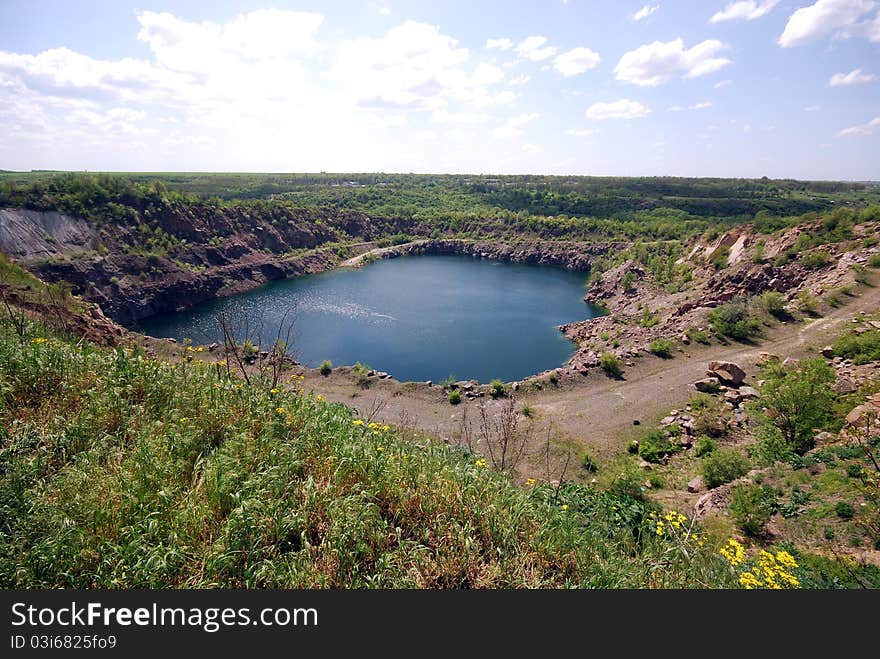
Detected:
left=136, top=254, right=603, bottom=382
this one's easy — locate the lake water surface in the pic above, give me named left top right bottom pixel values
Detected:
left=136, top=254, right=603, bottom=382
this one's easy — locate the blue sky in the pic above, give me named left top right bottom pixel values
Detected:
left=0, top=0, right=878, bottom=179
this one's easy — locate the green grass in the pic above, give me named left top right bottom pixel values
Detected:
left=0, top=317, right=739, bottom=588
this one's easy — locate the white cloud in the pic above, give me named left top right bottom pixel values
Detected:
left=829, top=68, right=876, bottom=85
left=614, top=38, right=731, bottom=86
left=714, top=79, right=733, bottom=88
left=667, top=105, right=684, bottom=112
left=565, top=128, right=597, bottom=137
left=585, top=99, right=651, bottom=120
left=493, top=112, right=539, bottom=138
left=522, top=143, right=543, bottom=153
left=837, top=116, right=880, bottom=136
left=553, top=47, right=601, bottom=76
left=632, top=4, right=660, bottom=21
left=431, top=110, right=489, bottom=124
left=689, top=101, right=713, bottom=109
left=778, top=0, right=877, bottom=47
left=486, top=37, right=513, bottom=50
left=710, top=1, right=779, bottom=23
left=515, top=36, right=557, bottom=62
left=507, top=74, right=530, bottom=86
left=332, top=21, right=509, bottom=110
left=804, top=104, right=822, bottom=111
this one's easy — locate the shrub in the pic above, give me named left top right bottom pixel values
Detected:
left=636, top=310, right=659, bottom=328
left=760, top=291, right=788, bottom=318
left=441, top=374, right=457, bottom=388
left=710, top=246, right=730, bottom=270
left=801, top=249, right=831, bottom=270
left=638, top=428, right=680, bottom=463
left=600, top=352, right=623, bottom=378
left=846, top=463, right=863, bottom=479
left=729, top=484, right=776, bottom=536
left=548, top=370, right=559, bottom=385
left=648, top=338, right=674, bottom=358
left=695, top=436, right=716, bottom=457
left=708, top=300, right=760, bottom=341
left=580, top=452, right=599, bottom=473
left=687, top=327, right=711, bottom=345
left=520, top=402, right=534, bottom=418
left=835, top=501, right=855, bottom=519
left=749, top=357, right=837, bottom=455
left=648, top=474, right=664, bottom=489
left=489, top=379, right=507, bottom=399
left=795, top=290, right=820, bottom=316
left=833, top=330, right=880, bottom=365
left=869, top=254, right=880, bottom=268
left=319, top=360, right=332, bottom=376
left=447, top=389, right=462, bottom=405
left=701, top=448, right=750, bottom=488
left=352, top=362, right=372, bottom=388
left=626, top=440, right=639, bottom=454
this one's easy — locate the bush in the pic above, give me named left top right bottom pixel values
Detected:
left=626, top=440, right=639, bottom=454
left=869, top=254, right=880, bottom=268
left=801, top=249, right=831, bottom=270
left=638, top=428, right=680, bottom=463
left=749, top=357, right=837, bottom=455
left=708, top=300, right=760, bottom=341
left=795, top=290, right=820, bottom=316
left=833, top=330, right=880, bottom=365
left=702, top=448, right=750, bottom=488
left=600, top=352, right=623, bottom=378
left=520, top=402, right=534, bottom=418
left=729, top=484, right=776, bottom=536
left=580, top=452, right=599, bottom=473
left=353, top=362, right=372, bottom=388
left=489, top=379, right=507, bottom=399
left=548, top=370, right=559, bottom=385
left=648, top=338, right=674, bottom=358
left=319, top=360, right=332, bottom=376
left=447, top=390, right=462, bottom=405
left=687, top=327, right=711, bottom=345
left=648, top=474, right=664, bottom=489
left=846, top=463, right=863, bottom=479
left=760, top=291, right=788, bottom=318
left=835, top=501, right=855, bottom=519
left=695, top=436, right=716, bottom=457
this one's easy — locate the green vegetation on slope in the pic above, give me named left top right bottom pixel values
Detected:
left=0, top=317, right=739, bottom=588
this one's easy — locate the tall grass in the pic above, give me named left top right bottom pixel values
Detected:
left=0, top=318, right=733, bottom=588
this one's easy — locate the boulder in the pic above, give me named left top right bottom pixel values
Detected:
left=756, top=352, right=779, bottom=366
left=694, top=377, right=721, bottom=393
left=738, top=385, right=759, bottom=400
left=707, top=361, right=746, bottom=387
left=820, top=346, right=835, bottom=358
left=688, top=476, right=705, bottom=493
left=833, top=378, right=857, bottom=395
left=782, top=357, right=799, bottom=368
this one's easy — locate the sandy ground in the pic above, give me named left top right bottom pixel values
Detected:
left=299, top=282, right=880, bottom=479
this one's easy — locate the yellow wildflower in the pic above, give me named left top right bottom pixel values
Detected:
left=474, top=458, right=487, bottom=469
left=31, top=337, right=47, bottom=344
left=739, top=572, right=762, bottom=589
left=561, top=504, right=569, bottom=511
left=353, top=419, right=364, bottom=426
left=382, top=425, right=390, bottom=432
left=275, top=407, right=286, bottom=415
left=316, top=394, right=325, bottom=402
left=719, top=538, right=746, bottom=567
left=270, top=388, right=280, bottom=394
left=525, top=478, right=536, bottom=487
left=775, top=550, right=798, bottom=570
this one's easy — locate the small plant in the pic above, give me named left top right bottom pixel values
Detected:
left=440, top=374, right=457, bottom=388
left=835, top=501, right=855, bottom=519
left=520, top=402, right=534, bottom=418
left=353, top=362, right=372, bottom=388
left=626, top=440, right=639, bottom=454
left=687, top=327, right=711, bottom=345
left=580, top=451, right=599, bottom=473
left=701, top=448, right=750, bottom=488
left=637, top=310, right=659, bottom=328
left=729, top=484, right=776, bottom=536
left=708, top=300, right=760, bottom=341
left=801, top=249, right=831, bottom=270
left=795, top=290, right=820, bottom=316
left=319, top=360, right=332, bottom=376
left=648, top=338, right=674, bottom=358
left=695, top=435, right=716, bottom=457
left=489, top=379, right=507, bottom=399
left=447, top=389, right=462, bottom=405
left=638, top=428, right=680, bottom=463
left=600, top=352, right=623, bottom=378
left=548, top=370, right=559, bottom=385
left=648, top=474, right=664, bottom=489
left=847, top=463, right=863, bottom=479
left=760, top=291, right=788, bottom=318
left=710, top=246, right=730, bottom=270
left=868, top=254, right=880, bottom=268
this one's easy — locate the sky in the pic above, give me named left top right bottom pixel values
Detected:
left=0, top=0, right=878, bottom=179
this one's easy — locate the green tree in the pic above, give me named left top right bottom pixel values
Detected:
left=749, top=357, right=836, bottom=456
